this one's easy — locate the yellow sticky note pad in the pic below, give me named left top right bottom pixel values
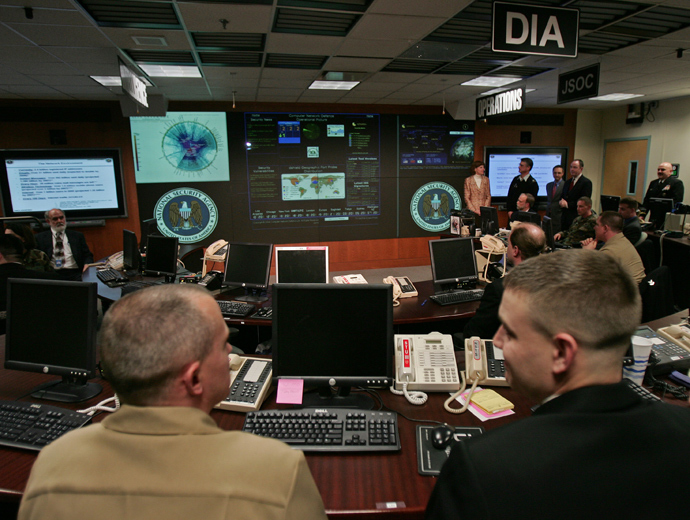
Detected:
left=470, top=389, right=514, bottom=414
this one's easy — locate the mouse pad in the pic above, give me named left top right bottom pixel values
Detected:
left=416, top=425, right=484, bottom=476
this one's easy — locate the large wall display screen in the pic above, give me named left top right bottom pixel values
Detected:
left=485, top=146, right=568, bottom=202
left=0, top=148, right=127, bottom=220
left=130, top=112, right=229, bottom=184
left=244, top=112, right=381, bottom=227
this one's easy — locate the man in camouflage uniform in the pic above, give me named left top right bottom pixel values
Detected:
left=553, top=196, right=596, bottom=246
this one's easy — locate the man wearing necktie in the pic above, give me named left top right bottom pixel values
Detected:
left=642, top=162, right=684, bottom=210
left=35, top=209, right=94, bottom=281
left=545, top=165, right=565, bottom=234
left=558, top=159, right=592, bottom=231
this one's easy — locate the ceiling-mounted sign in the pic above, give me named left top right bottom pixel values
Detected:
left=558, top=63, right=600, bottom=104
left=119, top=57, right=148, bottom=108
left=492, top=1, right=579, bottom=58
left=476, top=87, right=525, bottom=120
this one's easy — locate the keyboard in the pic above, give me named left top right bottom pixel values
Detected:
left=622, top=378, right=661, bottom=401
left=0, top=400, right=91, bottom=451
left=430, top=289, right=484, bottom=306
left=96, top=268, right=128, bottom=287
left=243, top=409, right=401, bottom=452
left=251, top=306, right=273, bottom=319
left=217, top=300, right=255, bottom=317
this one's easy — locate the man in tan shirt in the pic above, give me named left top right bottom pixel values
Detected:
left=19, top=284, right=327, bottom=520
left=582, top=211, right=645, bottom=284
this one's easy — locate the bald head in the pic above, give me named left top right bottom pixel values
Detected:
left=657, top=162, right=673, bottom=181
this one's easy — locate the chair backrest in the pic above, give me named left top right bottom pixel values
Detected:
left=180, top=246, right=205, bottom=274
left=635, top=238, right=657, bottom=275
left=638, top=266, right=675, bottom=322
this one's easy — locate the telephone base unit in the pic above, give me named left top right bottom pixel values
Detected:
left=215, top=356, right=273, bottom=413
left=393, top=332, right=460, bottom=392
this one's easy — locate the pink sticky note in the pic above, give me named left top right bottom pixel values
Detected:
left=276, top=379, right=304, bottom=404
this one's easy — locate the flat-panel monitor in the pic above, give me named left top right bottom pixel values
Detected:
left=648, top=197, right=675, bottom=230
left=123, top=229, right=140, bottom=273
left=144, top=234, right=179, bottom=283
left=542, top=216, right=555, bottom=251
left=480, top=206, right=499, bottom=235
left=511, top=211, right=541, bottom=225
left=484, top=146, right=568, bottom=202
left=4, top=279, right=101, bottom=402
left=601, top=195, right=621, bottom=213
left=429, top=237, right=478, bottom=294
left=272, top=283, right=393, bottom=409
left=275, top=246, right=329, bottom=283
left=0, top=148, right=127, bottom=221
left=223, top=242, right=273, bottom=302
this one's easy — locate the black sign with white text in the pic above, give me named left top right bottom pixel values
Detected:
left=492, top=1, right=579, bottom=57
left=558, top=63, right=600, bottom=104
left=476, top=87, right=525, bottom=120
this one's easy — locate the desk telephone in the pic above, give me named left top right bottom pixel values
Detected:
left=198, top=270, right=223, bottom=291
left=476, top=235, right=506, bottom=283
left=383, top=276, right=418, bottom=306
left=391, top=332, right=460, bottom=405
left=215, top=354, right=273, bottom=412
left=443, top=337, right=508, bottom=414
left=202, top=239, right=228, bottom=276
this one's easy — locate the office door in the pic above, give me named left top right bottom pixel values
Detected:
left=602, top=138, right=649, bottom=202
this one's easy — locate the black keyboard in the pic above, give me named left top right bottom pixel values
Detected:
left=122, top=280, right=157, bottom=291
left=217, top=300, right=255, bottom=317
left=0, top=400, right=91, bottom=451
left=430, top=289, right=484, bottom=306
left=622, top=378, right=661, bottom=401
left=96, top=268, right=128, bottom=287
left=251, top=306, right=273, bottom=319
left=243, top=409, right=400, bottom=452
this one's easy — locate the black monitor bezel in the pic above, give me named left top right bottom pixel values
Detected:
left=480, top=206, right=499, bottom=235
left=122, top=229, right=140, bottom=271
left=600, top=195, right=621, bottom=213
left=0, top=148, right=128, bottom=221
left=274, top=246, right=329, bottom=284
left=222, top=242, right=274, bottom=290
left=511, top=211, right=542, bottom=225
left=648, top=197, right=675, bottom=228
left=4, top=278, right=101, bottom=402
left=271, top=283, right=394, bottom=389
left=144, top=234, right=179, bottom=278
left=542, top=216, right=555, bottom=250
left=428, top=236, right=479, bottom=287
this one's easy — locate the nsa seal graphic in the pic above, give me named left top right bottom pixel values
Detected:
left=410, top=182, right=461, bottom=233
left=154, top=188, right=218, bottom=243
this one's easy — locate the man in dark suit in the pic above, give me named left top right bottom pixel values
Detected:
left=559, top=159, right=592, bottom=230
left=545, top=165, right=565, bottom=234
left=461, top=223, right=545, bottom=342
left=426, top=250, right=690, bottom=520
left=618, top=197, right=642, bottom=245
left=35, top=208, right=94, bottom=281
left=0, top=234, right=57, bottom=333
left=506, top=158, right=539, bottom=217
left=642, top=161, right=684, bottom=209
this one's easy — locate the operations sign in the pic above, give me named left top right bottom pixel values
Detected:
left=492, top=1, right=579, bottom=58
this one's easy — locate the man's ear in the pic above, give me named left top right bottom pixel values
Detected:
left=180, top=360, right=203, bottom=397
left=552, top=333, right=578, bottom=374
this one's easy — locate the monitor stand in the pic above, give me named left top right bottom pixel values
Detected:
left=434, top=280, right=476, bottom=295
left=299, top=386, right=375, bottom=410
left=30, top=376, right=102, bottom=403
left=234, top=288, right=268, bottom=303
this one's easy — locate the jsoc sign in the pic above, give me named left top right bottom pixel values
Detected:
left=558, top=64, right=600, bottom=104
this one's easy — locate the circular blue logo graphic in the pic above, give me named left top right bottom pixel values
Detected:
left=410, top=182, right=461, bottom=232
left=154, top=188, right=218, bottom=243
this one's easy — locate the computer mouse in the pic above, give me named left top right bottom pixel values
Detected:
left=431, top=424, right=455, bottom=450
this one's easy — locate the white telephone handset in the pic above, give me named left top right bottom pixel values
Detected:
left=202, top=239, right=228, bottom=276
left=383, top=276, right=418, bottom=306
left=444, top=336, right=486, bottom=414
left=390, top=333, right=460, bottom=405
left=476, top=235, right=506, bottom=283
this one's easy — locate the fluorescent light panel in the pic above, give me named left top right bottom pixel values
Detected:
left=90, top=76, right=153, bottom=87
left=138, top=64, right=201, bottom=78
left=589, top=93, right=643, bottom=101
left=309, top=80, right=359, bottom=90
left=462, top=76, right=521, bottom=87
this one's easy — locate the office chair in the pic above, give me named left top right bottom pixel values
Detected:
left=179, top=246, right=205, bottom=274
left=638, top=266, right=675, bottom=322
left=635, top=237, right=657, bottom=275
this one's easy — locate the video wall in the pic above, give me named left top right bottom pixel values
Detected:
left=132, top=112, right=474, bottom=244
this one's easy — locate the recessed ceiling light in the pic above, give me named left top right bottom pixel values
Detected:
left=309, top=80, right=359, bottom=90
left=589, top=93, right=643, bottom=101
left=138, top=64, right=201, bottom=78
left=90, top=76, right=153, bottom=87
left=462, top=76, right=521, bottom=87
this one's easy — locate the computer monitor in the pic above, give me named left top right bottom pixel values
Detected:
left=4, top=279, right=101, bottom=403
left=428, top=237, right=478, bottom=294
left=480, top=206, right=499, bottom=235
left=272, top=283, right=393, bottom=409
left=600, top=195, right=621, bottom=213
left=648, top=197, right=675, bottom=230
left=144, top=234, right=179, bottom=283
left=542, top=216, right=555, bottom=251
left=223, top=242, right=273, bottom=302
left=275, top=246, right=329, bottom=283
left=511, top=211, right=541, bottom=225
left=122, top=229, right=140, bottom=273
